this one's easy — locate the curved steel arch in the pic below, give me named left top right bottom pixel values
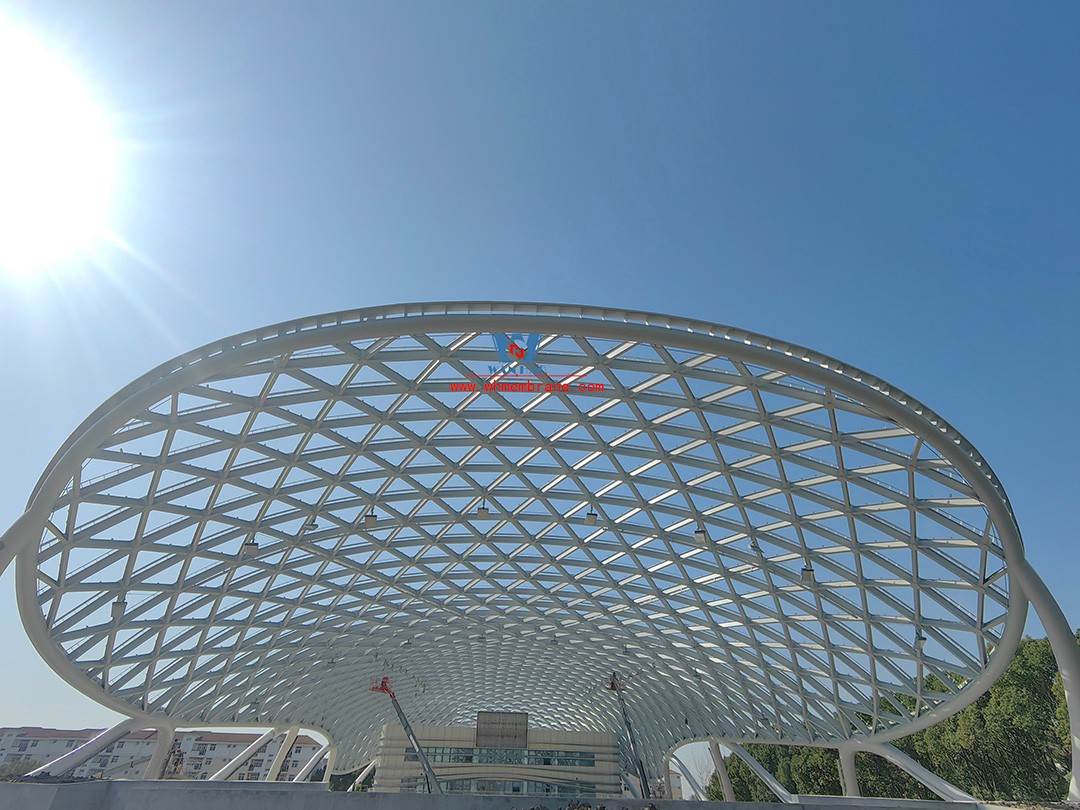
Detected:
left=0, top=302, right=1073, bottom=795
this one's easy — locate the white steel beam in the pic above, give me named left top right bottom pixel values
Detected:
left=1012, top=557, right=1080, bottom=801
left=348, top=759, right=377, bottom=791
left=862, top=742, right=974, bottom=803
left=209, top=726, right=282, bottom=781
left=26, top=717, right=141, bottom=777
left=672, top=754, right=706, bottom=800
left=292, top=742, right=330, bottom=783
left=0, top=303, right=1070, bottom=800
left=837, top=745, right=859, bottom=798
left=708, top=739, right=736, bottom=802
left=265, top=725, right=298, bottom=782
left=322, top=747, right=336, bottom=783
left=725, top=742, right=795, bottom=804
left=141, top=725, right=175, bottom=780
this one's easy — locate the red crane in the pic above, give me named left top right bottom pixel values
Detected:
left=371, top=676, right=443, bottom=794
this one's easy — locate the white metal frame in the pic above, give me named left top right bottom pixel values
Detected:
left=0, top=302, right=1075, bottom=799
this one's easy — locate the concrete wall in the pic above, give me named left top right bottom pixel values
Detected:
left=0, top=781, right=985, bottom=810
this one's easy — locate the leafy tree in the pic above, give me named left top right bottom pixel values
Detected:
left=705, top=634, right=1075, bottom=803
left=910, top=636, right=1067, bottom=800
left=706, top=748, right=775, bottom=803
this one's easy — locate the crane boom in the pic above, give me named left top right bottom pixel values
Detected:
left=607, top=671, right=651, bottom=798
left=371, top=676, right=443, bottom=794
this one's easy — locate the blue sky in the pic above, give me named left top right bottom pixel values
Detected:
left=0, top=2, right=1077, bottom=730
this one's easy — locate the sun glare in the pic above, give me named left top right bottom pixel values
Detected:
left=0, top=19, right=115, bottom=275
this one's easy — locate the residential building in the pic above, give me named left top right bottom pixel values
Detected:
left=0, top=727, right=324, bottom=781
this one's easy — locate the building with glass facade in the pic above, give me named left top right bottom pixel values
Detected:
left=371, top=713, right=622, bottom=797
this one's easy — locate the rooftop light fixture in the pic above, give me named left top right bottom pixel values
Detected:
left=364, top=511, right=377, bottom=529
left=694, top=527, right=708, bottom=545
left=585, top=510, right=598, bottom=526
left=801, top=563, right=816, bottom=585
left=476, top=501, right=490, bottom=519
left=241, top=539, right=259, bottom=555
left=110, top=599, right=126, bottom=620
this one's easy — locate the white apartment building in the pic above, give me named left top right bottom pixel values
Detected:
left=0, top=727, right=325, bottom=781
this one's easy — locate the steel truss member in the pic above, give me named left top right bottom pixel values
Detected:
left=1, top=302, right=1075, bottom=800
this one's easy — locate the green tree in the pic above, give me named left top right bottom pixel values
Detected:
left=706, top=747, right=777, bottom=803
left=705, top=634, right=1075, bottom=803
left=909, top=636, right=1068, bottom=800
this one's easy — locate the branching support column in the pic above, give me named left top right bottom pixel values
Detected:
left=209, top=726, right=282, bottom=781
left=708, top=740, right=736, bottom=802
left=349, top=760, right=377, bottom=791
left=141, top=725, right=175, bottom=779
left=292, top=743, right=330, bottom=783
left=725, top=742, right=795, bottom=804
left=862, top=742, right=973, bottom=802
left=265, top=726, right=298, bottom=782
left=672, top=754, right=706, bottom=799
left=837, top=745, right=859, bottom=797
left=26, top=717, right=141, bottom=777
left=1013, top=557, right=1080, bottom=801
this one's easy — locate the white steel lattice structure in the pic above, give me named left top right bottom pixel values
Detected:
left=1, top=302, right=1077, bottom=799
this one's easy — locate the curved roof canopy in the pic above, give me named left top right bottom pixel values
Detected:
left=8, top=303, right=1024, bottom=774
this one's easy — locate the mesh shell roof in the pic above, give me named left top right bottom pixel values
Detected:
left=13, top=303, right=1022, bottom=775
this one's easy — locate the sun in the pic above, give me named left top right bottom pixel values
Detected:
left=0, top=19, right=115, bottom=275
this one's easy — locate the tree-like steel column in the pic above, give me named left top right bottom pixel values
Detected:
left=141, top=725, right=175, bottom=780
left=266, top=725, right=299, bottom=782
left=708, top=740, right=736, bottom=802
left=862, top=742, right=974, bottom=802
left=725, top=742, right=795, bottom=804
left=672, top=753, right=706, bottom=799
left=209, top=726, right=282, bottom=781
left=1012, top=559, right=1080, bottom=801
left=26, top=717, right=141, bottom=777
left=837, top=745, right=859, bottom=798
left=322, top=747, right=336, bottom=783
left=292, top=743, right=331, bottom=782
left=348, top=759, right=378, bottom=791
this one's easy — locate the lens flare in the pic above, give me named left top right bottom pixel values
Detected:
left=0, top=19, right=115, bottom=274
